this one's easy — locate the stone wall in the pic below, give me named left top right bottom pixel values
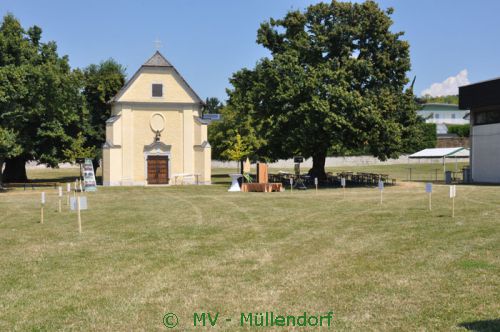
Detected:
left=212, top=155, right=445, bottom=169
left=436, top=137, right=469, bottom=148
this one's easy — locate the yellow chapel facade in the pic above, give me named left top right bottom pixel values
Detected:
left=102, top=51, right=211, bottom=186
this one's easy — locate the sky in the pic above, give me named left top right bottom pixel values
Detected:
left=1, top=0, right=500, bottom=101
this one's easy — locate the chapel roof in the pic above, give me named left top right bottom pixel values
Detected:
left=143, top=51, right=173, bottom=67
left=111, top=51, right=204, bottom=104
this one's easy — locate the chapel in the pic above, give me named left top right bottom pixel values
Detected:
left=103, top=51, right=211, bottom=186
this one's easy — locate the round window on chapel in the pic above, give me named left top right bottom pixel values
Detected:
left=150, top=113, right=165, bottom=132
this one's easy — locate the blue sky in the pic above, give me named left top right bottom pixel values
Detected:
left=1, top=0, right=500, bottom=100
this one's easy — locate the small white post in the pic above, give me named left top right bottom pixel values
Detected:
left=40, top=192, right=45, bottom=224
left=341, top=177, right=346, bottom=199
left=58, top=186, right=62, bottom=213
left=449, top=185, right=456, bottom=218
left=77, top=195, right=82, bottom=233
left=290, top=177, right=293, bottom=193
left=425, top=183, right=432, bottom=211
left=314, top=177, right=318, bottom=194
left=378, top=180, right=384, bottom=205
left=66, top=183, right=71, bottom=205
left=452, top=196, right=455, bottom=218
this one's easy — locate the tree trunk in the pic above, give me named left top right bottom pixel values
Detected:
left=92, top=158, right=100, bottom=174
left=3, top=156, right=28, bottom=182
left=308, top=152, right=327, bottom=180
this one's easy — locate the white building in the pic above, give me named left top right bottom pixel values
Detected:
left=418, top=103, right=469, bottom=134
left=459, top=78, right=500, bottom=183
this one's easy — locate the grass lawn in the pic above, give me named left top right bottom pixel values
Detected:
left=1, top=165, right=499, bottom=331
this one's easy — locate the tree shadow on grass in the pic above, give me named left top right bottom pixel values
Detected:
left=458, top=319, right=500, bottom=332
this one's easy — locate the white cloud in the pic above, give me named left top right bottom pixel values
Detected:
left=421, top=69, right=470, bottom=97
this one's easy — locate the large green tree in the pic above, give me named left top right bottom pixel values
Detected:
left=0, top=14, right=85, bottom=181
left=82, top=60, right=126, bottom=171
left=208, top=105, right=265, bottom=161
left=204, top=97, right=223, bottom=115
left=225, top=1, right=424, bottom=178
left=0, top=127, right=21, bottom=188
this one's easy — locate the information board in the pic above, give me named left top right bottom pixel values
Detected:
left=82, top=158, right=97, bottom=192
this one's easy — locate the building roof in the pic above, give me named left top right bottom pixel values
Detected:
left=143, top=51, right=173, bottom=67
left=459, top=77, right=500, bottom=110
left=111, top=51, right=204, bottom=104
left=409, top=147, right=470, bottom=159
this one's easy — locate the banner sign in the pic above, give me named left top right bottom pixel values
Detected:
left=425, top=183, right=432, bottom=193
left=82, top=158, right=97, bottom=192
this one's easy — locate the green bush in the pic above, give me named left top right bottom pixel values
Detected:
left=448, top=124, right=470, bottom=137
left=417, top=123, right=437, bottom=149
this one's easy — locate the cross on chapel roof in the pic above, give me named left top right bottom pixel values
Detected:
left=143, top=51, right=172, bottom=67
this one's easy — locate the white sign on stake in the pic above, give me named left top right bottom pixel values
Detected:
left=66, top=183, right=71, bottom=192
left=290, top=177, right=294, bottom=192
left=378, top=180, right=384, bottom=205
left=70, top=196, right=88, bottom=210
left=449, top=185, right=456, bottom=198
left=58, top=186, right=62, bottom=197
left=426, top=183, right=433, bottom=211
left=341, top=177, right=346, bottom=187
left=40, top=192, right=45, bottom=224
left=450, top=185, right=456, bottom=218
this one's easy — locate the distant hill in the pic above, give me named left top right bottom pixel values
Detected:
left=417, top=95, right=459, bottom=105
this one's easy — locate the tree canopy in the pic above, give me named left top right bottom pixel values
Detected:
left=204, top=97, right=223, bottom=115
left=218, top=0, right=427, bottom=178
left=0, top=14, right=85, bottom=181
left=0, top=14, right=126, bottom=182
left=82, top=59, right=126, bottom=169
left=418, top=95, right=459, bottom=105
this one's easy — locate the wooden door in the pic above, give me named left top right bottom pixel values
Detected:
left=147, top=156, right=169, bottom=184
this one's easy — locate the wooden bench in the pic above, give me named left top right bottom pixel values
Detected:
left=4, top=182, right=61, bottom=190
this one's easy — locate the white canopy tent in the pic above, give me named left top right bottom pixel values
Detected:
left=409, top=147, right=470, bottom=174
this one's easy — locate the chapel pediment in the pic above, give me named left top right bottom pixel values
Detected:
left=111, top=51, right=202, bottom=104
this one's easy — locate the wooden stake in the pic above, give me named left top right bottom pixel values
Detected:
left=429, top=192, right=432, bottom=211
left=380, top=189, right=383, bottom=205
left=66, top=183, right=70, bottom=205
left=40, top=192, right=45, bottom=224
left=77, top=195, right=82, bottom=233
left=452, top=196, right=455, bottom=218
left=58, top=186, right=62, bottom=212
